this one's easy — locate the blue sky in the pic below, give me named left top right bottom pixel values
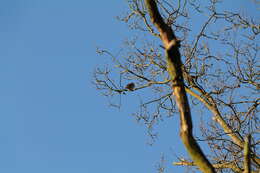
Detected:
left=0, top=0, right=258, bottom=173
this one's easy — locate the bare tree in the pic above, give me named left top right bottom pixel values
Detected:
left=94, top=0, right=260, bottom=172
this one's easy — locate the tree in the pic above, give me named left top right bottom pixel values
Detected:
left=94, top=0, right=260, bottom=172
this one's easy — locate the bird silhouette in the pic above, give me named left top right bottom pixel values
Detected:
left=125, top=82, right=135, bottom=91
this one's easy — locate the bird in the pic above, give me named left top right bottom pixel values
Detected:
left=125, top=82, right=135, bottom=91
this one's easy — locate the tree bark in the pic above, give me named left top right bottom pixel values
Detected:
left=244, top=135, right=251, bottom=173
left=145, top=0, right=216, bottom=172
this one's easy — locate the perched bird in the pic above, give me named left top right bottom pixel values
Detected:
left=125, top=82, right=135, bottom=91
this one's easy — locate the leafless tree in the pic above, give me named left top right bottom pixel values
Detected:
left=94, top=0, right=260, bottom=172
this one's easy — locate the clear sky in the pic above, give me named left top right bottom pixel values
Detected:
left=0, top=0, right=258, bottom=173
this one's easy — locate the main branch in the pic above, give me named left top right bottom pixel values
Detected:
left=145, top=0, right=215, bottom=172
